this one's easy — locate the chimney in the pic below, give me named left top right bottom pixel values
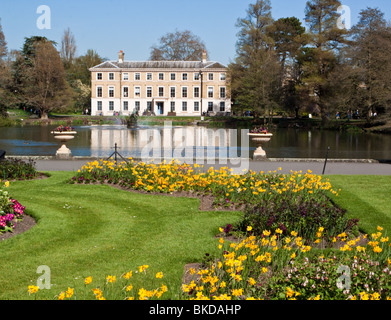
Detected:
left=119, top=50, right=124, bottom=63
left=202, top=50, right=207, bottom=63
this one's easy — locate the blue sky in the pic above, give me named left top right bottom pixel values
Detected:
left=1, top=0, right=391, bottom=66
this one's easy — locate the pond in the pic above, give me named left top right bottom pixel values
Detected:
left=0, top=124, right=390, bottom=161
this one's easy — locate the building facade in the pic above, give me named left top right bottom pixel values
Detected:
left=89, top=51, right=231, bottom=117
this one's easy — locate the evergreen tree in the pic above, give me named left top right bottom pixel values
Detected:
left=229, top=0, right=281, bottom=118
left=298, top=0, right=348, bottom=122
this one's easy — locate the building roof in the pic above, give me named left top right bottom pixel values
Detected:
left=90, top=60, right=227, bottom=71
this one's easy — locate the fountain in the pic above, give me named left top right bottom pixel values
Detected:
left=51, top=125, right=77, bottom=158
left=248, top=127, right=273, bottom=160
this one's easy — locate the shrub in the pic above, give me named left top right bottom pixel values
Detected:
left=0, top=158, right=38, bottom=181
left=238, top=194, right=355, bottom=243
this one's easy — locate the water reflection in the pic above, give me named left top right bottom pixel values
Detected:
left=87, top=125, right=247, bottom=159
left=0, top=125, right=390, bottom=160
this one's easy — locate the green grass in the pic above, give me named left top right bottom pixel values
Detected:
left=2, top=172, right=391, bottom=300
left=1, top=172, right=241, bottom=300
left=328, top=175, right=391, bottom=235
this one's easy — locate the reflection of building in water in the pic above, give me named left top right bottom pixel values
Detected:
left=89, top=126, right=243, bottom=159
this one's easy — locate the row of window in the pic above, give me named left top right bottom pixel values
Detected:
left=96, top=72, right=226, bottom=82
left=96, top=101, right=226, bottom=112
left=97, top=86, right=226, bottom=99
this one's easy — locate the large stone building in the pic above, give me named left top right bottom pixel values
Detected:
left=89, top=51, right=231, bottom=116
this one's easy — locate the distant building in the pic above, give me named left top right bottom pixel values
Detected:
left=89, top=51, right=231, bottom=117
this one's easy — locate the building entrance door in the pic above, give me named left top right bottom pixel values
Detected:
left=157, top=102, right=164, bottom=115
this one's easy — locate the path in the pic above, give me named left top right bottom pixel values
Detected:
left=22, top=157, right=391, bottom=176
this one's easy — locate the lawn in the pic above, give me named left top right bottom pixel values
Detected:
left=0, top=171, right=241, bottom=300
left=1, top=170, right=391, bottom=300
left=328, top=175, right=391, bottom=235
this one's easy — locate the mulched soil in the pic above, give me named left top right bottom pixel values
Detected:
left=0, top=215, right=36, bottom=242
left=0, top=173, right=49, bottom=241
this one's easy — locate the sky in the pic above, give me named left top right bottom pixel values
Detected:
left=1, top=0, right=391, bottom=66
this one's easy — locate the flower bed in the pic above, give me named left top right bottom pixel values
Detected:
left=0, top=158, right=38, bottom=181
left=70, top=159, right=349, bottom=242
left=64, top=159, right=391, bottom=300
left=0, top=180, right=26, bottom=234
left=182, top=226, right=391, bottom=300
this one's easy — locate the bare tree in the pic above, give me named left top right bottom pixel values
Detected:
left=0, top=19, right=7, bottom=61
left=61, top=28, right=77, bottom=67
left=24, top=41, right=72, bottom=119
left=150, top=30, right=208, bottom=61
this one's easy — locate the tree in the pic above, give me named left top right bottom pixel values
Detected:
left=229, top=0, right=282, bottom=118
left=64, top=49, right=103, bottom=113
left=267, top=17, right=307, bottom=67
left=267, top=17, right=308, bottom=117
left=0, top=20, right=11, bottom=117
left=348, top=7, right=391, bottom=120
left=66, top=49, right=103, bottom=85
left=298, top=0, right=348, bottom=122
left=22, top=40, right=72, bottom=119
left=60, top=28, right=77, bottom=69
left=0, top=19, right=7, bottom=60
left=150, top=30, right=208, bottom=61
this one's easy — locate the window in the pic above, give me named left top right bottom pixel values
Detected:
left=182, top=73, right=188, bottom=81
left=135, top=73, right=141, bottom=81
left=220, top=87, right=226, bottom=98
left=194, top=73, right=200, bottom=81
left=207, top=87, right=214, bottom=98
left=170, top=87, right=176, bottom=98
left=147, top=73, right=152, bottom=81
left=109, top=87, right=114, bottom=98
left=109, top=73, right=114, bottom=80
left=182, top=102, right=187, bottom=112
left=109, top=101, right=114, bottom=111
left=123, top=87, right=129, bottom=98
left=194, top=101, right=199, bottom=112
left=123, top=73, right=129, bottom=81
left=208, top=102, right=213, bottom=112
left=194, top=87, right=200, bottom=98
left=220, top=73, right=226, bottom=81
left=220, top=102, right=225, bottom=112
left=159, top=73, right=164, bottom=80
left=158, top=87, right=164, bottom=97
left=170, top=102, right=175, bottom=112
left=147, top=101, right=152, bottom=111
left=97, top=87, right=102, bottom=97
left=182, top=87, right=188, bottom=98
left=97, top=73, right=102, bottom=80
left=170, top=73, right=176, bottom=81
left=123, top=101, right=129, bottom=111
left=147, top=87, right=152, bottom=98
left=134, top=86, right=140, bottom=97
left=97, top=101, right=102, bottom=111
left=135, top=101, right=140, bottom=112
left=208, top=73, right=214, bottom=81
